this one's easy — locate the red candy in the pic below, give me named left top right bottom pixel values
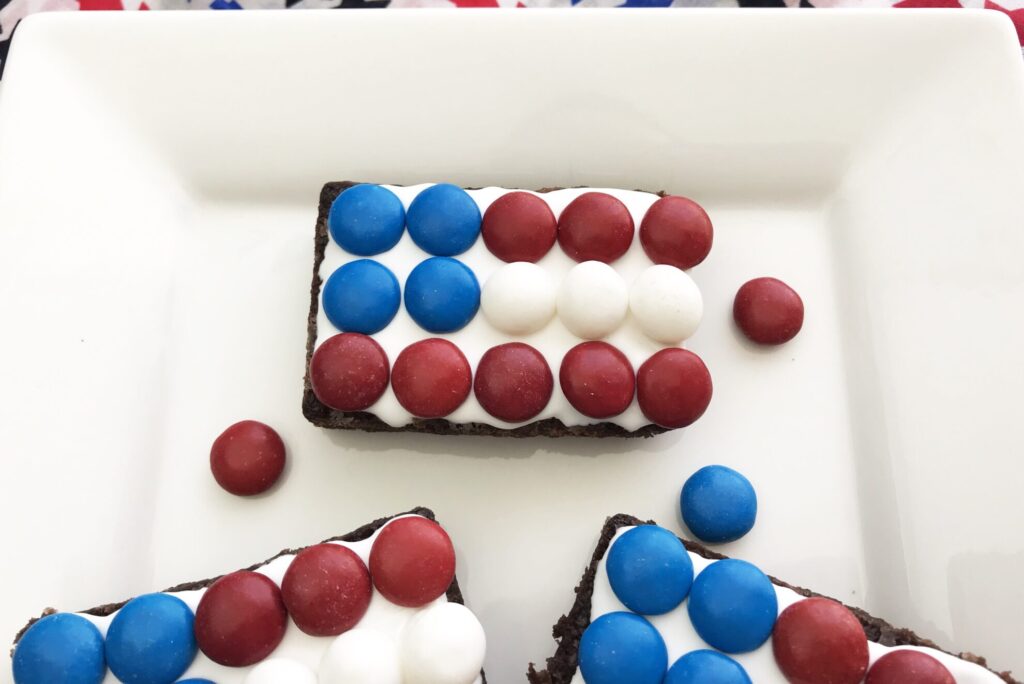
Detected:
left=391, top=339, right=472, bottom=418
left=281, top=544, right=372, bottom=637
left=474, top=343, right=554, bottom=423
left=866, top=650, right=956, bottom=684
left=772, top=597, right=869, bottom=684
left=194, top=571, right=287, bottom=667
left=559, top=342, right=635, bottom=419
left=209, top=420, right=286, bottom=497
left=557, top=192, right=634, bottom=263
left=369, top=517, right=456, bottom=608
left=637, top=348, right=713, bottom=428
left=639, top=195, right=713, bottom=270
left=310, top=333, right=390, bottom=412
left=481, top=192, right=557, bottom=263
left=734, top=277, right=804, bottom=346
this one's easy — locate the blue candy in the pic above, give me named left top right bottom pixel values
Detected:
left=406, top=183, right=481, bottom=256
left=176, top=680, right=216, bottom=683
left=579, top=612, right=667, bottom=684
left=12, top=613, right=106, bottom=684
left=680, top=465, right=757, bottom=544
left=323, top=260, right=401, bottom=334
left=328, top=184, right=406, bottom=256
left=687, top=559, right=778, bottom=653
left=606, top=525, right=693, bottom=615
left=105, top=593, right=197, bottom=684
left=404, top=257, right=480, bottom=333
left=665, top=650, right=752, bottom=684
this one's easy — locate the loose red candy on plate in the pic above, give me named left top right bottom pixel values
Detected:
left=733, top=277, right=804, bottom=346
left=557, top=192, right=634, bottom=263
left=481, top=192, right=558, bottom=263
left=639, top=195, right=714, bottom=270
left=310, top=333, right=390, bottom=412
left=474, top=343, right=554, bottom=423
left=210, top=420, right=286, bottom=497
left=637, top=348, right=712, bottom=429
left=281, top=544, right=372, bottom=637
left=559, top=342, right=635, bottom=419
left=369, top=517, right=456, bottom=608
left=391, top=339, right=472, bottom=418
left=866, top=650, right=956, bottom=684
left=194, top=571, right=287, bottom=667
left=772, top=597, right=869, bottom=684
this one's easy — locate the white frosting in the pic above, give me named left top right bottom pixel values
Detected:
left=401, top=603, right=487, bottom=684
left=314, top=185, right=690, bottom=431
left=245, top=658, right=318, bottom=684
left=629, top=265, right=703, bottom=344
left=570, top=527, right=1004, bottom=684
left=481, top=262, right=556, bottom=336
left=556, top=261, right=629, bottom=340
left=319, top=629, right=402, bottom=684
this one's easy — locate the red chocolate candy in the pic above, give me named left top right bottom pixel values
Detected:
left=557, top=192, right=634, bottom=263
left=391, top=339, right=472, bottom=418
left=310, top=333, right=390, bottom=411
left=281, top=544, right=372, bottom=637
left=474, top=343, right=554, bottom=423
left=194, top=571, right=287, bottom=667
left=559, top=342, right=635, bottom=419
left=733, top=277, right=804, bottom=346
left=481, top=192, right=557, bottom=263
left=639, top=195, right=713, bottom=270
left=772, top=597, right=869, bottom=684
left=866, top=650, right=956, bottom=684
left=637, top=348, right=713, bottom=429
left=369, top=517, right=456, bottom=608
left=209, top=420, right=286, bottom=497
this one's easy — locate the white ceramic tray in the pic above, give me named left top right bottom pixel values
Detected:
left=1, top=9, right=1023, bottom=682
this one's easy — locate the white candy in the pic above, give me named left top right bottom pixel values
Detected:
left=319, top=628, right=403, bottom=684
left=481, top=262, right=556, bottom=335
left=629, top=264, right=703, bottom=344
left=244, top=658, right=318, bottom=684
left=557, top=261, right=628, bottom=339
left=401, top=602, right=486, bottom=684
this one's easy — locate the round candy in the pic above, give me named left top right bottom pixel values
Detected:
left=406, top=184, right=481, bottom=256
left=474, top=343, right=553, bottom=423
left=866, top=650, right=955, bottom=684
left=400, top=602, right=486, bottom=684
left=557, top=192, right=634, bottom=263
left=560, top=341, right=635, bottom=419
left=391, top=339, right=472, bottom=418
left=665, top=650, right=752, bottom=684
left=481, top=192, right=557, bottom=262
left=244, top=658, right=317, bottom=684
left=404, top=257, right=480, bottom=333
left=328, top=184, right=406, bottom=256
left=578, top=612, right=667, bottom=684
left=194, top=571, right=287, bottom=667
left=12, top=613, right=105, bottom=684
left=480, top=262, right=556, bottom=335
left=209, top=420, right=286, bottom=497
left=281, top=543, right=372, bottom=636
left=629, top=265, right=703, bottom=344
left=772, top=598, right=869, bottom=684
left=106, top=593, right=197, bottom=684
left=369, top=516, right=456, bottom=608
left=319, top=629, right=402, bottom=684
left=680, top=465, right=757, bottom=544
left=687, top=559, right=777, bottom=653
left=637, top=349, right=713, bottom=429
left=733, top=277, right=804, bottom=346
left=607, top=525, right=693, bottom=615
left=557, top=261, right=628, bottom=339
left=639, top=195, right=714, bottom=270
left=309, top=333, right=390, bottom=412
left=322, top=260, right=401, bottom=335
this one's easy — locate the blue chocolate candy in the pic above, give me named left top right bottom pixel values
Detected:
left=406, top=184, right=481, bottom=256
left=106, top=593, right=197, bottom=684
left=323, top=260, right=401, bottom=335
left=12, top=613, right=106, bottom=684
left=578, top=612, right=667, bottom=684
left=606, top=525, right=693, bottom=615
left=665, top=650, right=752, bottom=684
left=680, top=465, right=757, bottom=544
left=404, top=257, right=480, bottom=333
left=328, top=184, right=406, bottom=256
left=687, top=559, right=777, bottom=653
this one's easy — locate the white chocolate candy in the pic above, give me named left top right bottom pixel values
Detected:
left=401, top=603, right=487, bottom=684
left=557, top=261, right=628, bottom=340
left=629, top=264, right=703, bottom=343
left=481, top=262, right=556, bottom=335
left=244, top=658, right=317, bottom=684
left=320, top=628, right=403, bottom=684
